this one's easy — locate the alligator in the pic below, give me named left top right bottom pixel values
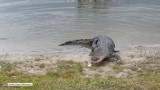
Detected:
left=59, top=35, right=120, bottom=66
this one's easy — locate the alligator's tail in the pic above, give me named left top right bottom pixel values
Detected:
left=59, top=39, right=93, bottom=46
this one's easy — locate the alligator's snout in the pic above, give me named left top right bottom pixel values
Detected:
left=91, top=58, right=99, bottom=61
left=91, top=57, right=102, bottom=63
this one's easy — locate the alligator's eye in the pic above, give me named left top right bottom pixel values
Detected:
left=95, top=39, right=98, bottom=47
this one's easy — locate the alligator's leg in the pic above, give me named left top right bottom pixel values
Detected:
left=110, top=53, right=122, bottom=64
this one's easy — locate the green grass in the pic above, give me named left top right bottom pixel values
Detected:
left=48, top=60, right=83, bottom=78
left=0, top=60, right=160, bottom=90
left=0, top=62, right=14, bottom=72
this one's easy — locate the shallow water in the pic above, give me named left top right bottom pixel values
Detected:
left=0, top=0, right=160, bottom=53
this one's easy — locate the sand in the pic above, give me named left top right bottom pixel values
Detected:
left=0, top=46, right=160, bottom=77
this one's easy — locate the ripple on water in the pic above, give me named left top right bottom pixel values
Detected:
left=0, top=0, right=160, bottom=53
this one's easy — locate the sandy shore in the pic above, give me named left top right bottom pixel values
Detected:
left=0, top=46, right=160, bottom=77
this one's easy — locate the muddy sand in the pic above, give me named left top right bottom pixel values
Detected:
left=0, top=46, right=160, bottom=78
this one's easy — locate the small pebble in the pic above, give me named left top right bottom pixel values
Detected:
left=88, top=63, right=92, bottom=67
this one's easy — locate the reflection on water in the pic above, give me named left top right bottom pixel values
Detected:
left=77, top=0, right=109, bottom=9
left=0, top=0, right=160, bottom=53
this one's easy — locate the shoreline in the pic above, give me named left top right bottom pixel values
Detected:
left=0, top=46, right=160, bottom=77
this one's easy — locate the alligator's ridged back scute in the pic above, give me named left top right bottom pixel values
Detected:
left=94, top=35, right=115, bottom=54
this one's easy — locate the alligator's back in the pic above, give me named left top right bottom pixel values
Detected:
left=99, top=35, right=115, bottom=54
left=90, top=35, right=116, bottom=62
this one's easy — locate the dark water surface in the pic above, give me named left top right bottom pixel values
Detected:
left=0, top=0, right=160, bottom=53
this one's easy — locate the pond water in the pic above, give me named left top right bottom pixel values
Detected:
left=0, top=0, right=160, bottom=53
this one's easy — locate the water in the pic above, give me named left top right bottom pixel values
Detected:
left=0, top=0, right=160, bottom=53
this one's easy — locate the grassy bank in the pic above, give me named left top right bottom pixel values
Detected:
left=0, top=58, right=160, bottom=90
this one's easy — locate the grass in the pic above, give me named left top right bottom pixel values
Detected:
left=0, top=62, right=14, bottom=72
left=0, top=60, right=160, bottom=90
left=129, top=55, right=160, bottom=75
left=112, top=64, right=124, bottom=73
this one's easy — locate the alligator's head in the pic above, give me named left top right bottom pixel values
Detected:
left=90, top=47, right=106, bottom=63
